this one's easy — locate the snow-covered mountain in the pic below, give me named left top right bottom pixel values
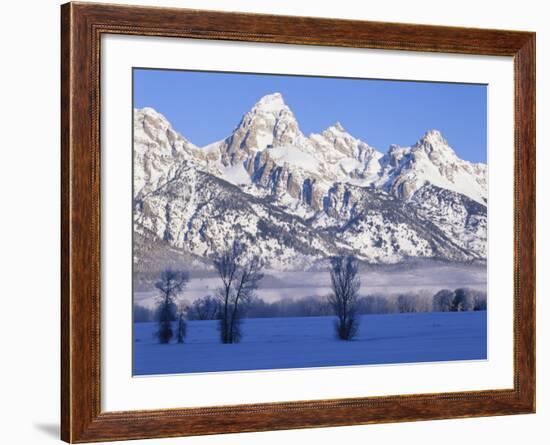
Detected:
left=376, top=130, right=487, bottom=203
left=133, top=93, right=487, bottom=271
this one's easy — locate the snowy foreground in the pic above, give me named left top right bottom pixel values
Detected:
left=133, top=311, right=486, bottom=375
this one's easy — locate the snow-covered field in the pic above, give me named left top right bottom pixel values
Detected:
left=133, top=311, right=487, bottom=376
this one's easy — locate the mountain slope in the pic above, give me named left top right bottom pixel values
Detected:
left=133, top=93, right=487, bottom=270
left=376, top=130, right=487, bottom=204
left=134, top=166, right=483, bottom=271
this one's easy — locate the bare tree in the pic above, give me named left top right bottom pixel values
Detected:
left=214, top=242, right=263, bottom=344
left=214, top=242, right=239, bottom=344
left=358, top=295, right=394, bottom=314
left=432, top=289, right=455, bottom=312
left=176, top=302, right=187, bottom=344
left=186, top=295, right=220, bottom=320
left=453, top=288, right=475, bottom=312
left=154, top=268, right=189, bottom=344
left=473, top=291, right=487, bottom=311
left=176, top=313, right=186, bottom=343
left=397, top=293, right=418, bottom=313
left=327, top=255, right=361, bottom=340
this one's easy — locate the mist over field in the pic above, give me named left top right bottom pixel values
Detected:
left=134, top=262, right=486, bottom=308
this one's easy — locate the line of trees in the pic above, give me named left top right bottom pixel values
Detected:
left=135, top=286, right=487, bottom=325
left=432, top=288, right=487, bottom=312
left=141, top=241, right=264, bottom=345
left=135, top=249, right=486, bottom=345
left=183, top=288, right=486, bottom=319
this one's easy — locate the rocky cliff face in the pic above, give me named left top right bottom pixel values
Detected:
left=133, top=93, right=487, bottom=270
left=376, top=130, right=487, bottom=203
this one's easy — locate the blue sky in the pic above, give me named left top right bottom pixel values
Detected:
left=133, top=68, right=487, bottom=163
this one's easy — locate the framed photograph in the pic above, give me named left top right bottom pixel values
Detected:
left=61, top=2, right=535, bottom=442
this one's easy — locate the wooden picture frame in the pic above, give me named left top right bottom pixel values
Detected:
left=61, top=2, right=535, bottom=442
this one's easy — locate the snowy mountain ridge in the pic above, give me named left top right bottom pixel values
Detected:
left=133, top=93, right=487, bottom=270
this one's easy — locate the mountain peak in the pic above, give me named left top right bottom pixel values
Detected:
left=322, top=122, right=350, bottom=138
left=331, top=121, right=346, bottom=132
left=135, top=106, right=169, bottom=122
left=413, top=129, right=457, bottom=158
left=253, top=92, right=287, bottom=113
left=420, top=129, right=448, bottom=146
